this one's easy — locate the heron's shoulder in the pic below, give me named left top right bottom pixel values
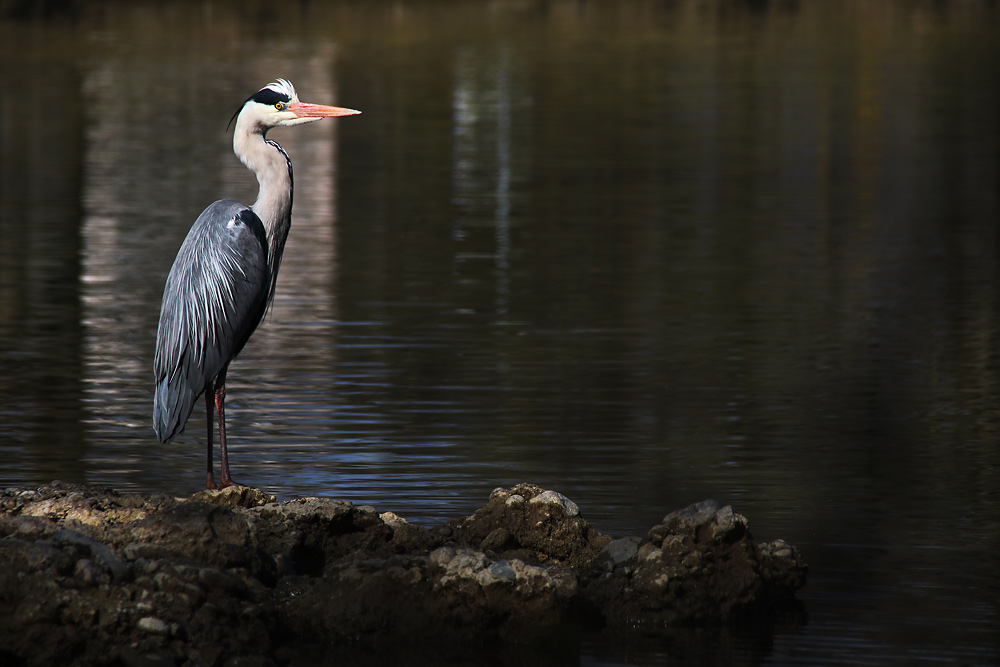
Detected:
left=192, top=200, right=266, bottom=241
left=195, top=199, right=254, bottom=223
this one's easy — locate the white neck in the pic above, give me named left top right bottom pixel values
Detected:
left=233, top=112, right=294, bottom=297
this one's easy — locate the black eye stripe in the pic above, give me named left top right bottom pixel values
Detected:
left=228, top=83, right=295, bottom=132
left=249, top=88, right=291, bottom=106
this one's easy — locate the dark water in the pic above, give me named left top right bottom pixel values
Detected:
left=2, top=1, right=999, bottom=664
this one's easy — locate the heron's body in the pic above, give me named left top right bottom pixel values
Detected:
left=153, top=200, right=269, bottom=442
left=152, top=80, right=359, bottom=488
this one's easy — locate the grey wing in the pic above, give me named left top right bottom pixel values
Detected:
left=152, top=200, right=271, bottom=443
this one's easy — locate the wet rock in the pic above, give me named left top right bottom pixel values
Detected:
left=190, top=485, right=276, bottom=508
left=0, top=482, right=806, bottom=666
left=582, top=499, right=807, bottom=626
left=447, top=482, right=612, bottom=568
left=137, top=616, right=170, bottom=635
left=53, top=528, right=131, bottom=582
left=480, top=526, right=513, bottom=552
left=595, top=536, right=643, bottom=570
left=759, top=538, right=809, bottom=593
left=529, top=489, right=581, bottom=517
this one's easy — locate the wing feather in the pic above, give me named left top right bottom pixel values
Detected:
left=152, top=200, right=270, bottom=443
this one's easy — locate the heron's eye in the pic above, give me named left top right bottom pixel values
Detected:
left=275, top=102, right=285, bottom=111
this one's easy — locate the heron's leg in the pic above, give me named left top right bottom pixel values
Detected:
left=205, top=378, right=218, bottom=490
left=214, top=367, right=239, bottom=488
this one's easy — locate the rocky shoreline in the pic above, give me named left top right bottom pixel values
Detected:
left=0, top=482, right=807, bottom=666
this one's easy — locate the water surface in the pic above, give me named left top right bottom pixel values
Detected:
left=1, top=1, right=998, bottom=664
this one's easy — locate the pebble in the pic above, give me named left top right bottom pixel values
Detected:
left=487, top=560, right=517, bottom=581
left=762, top=539, right=794, bottom=559
left=137, top=616, right=170, bottom=635
left=709, top=506, right=747, bottom=540
left=646, top=523, right=667, bottom=545
left=597, top=537, right=642, bottom=569
left=528, top=490, right=580, bottom=517
left=662, top=500, right=721, bottom=531
left=637, top=542, right=660, bottom=562
left=480, top=527, right=512, bottom=552
left=15, top=518, right=49, bottom=539
left=379, top=511, right=407, bottom=528
left=74, top=559, right=103, bottom=586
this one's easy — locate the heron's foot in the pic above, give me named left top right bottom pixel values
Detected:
left=205, top=472, right=243, bottom=491
left=218, top=476, right=244, bottom=489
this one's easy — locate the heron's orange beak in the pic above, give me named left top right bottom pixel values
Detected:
left=287, top=102, right=361, bottom=118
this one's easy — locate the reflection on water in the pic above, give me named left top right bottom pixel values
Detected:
left=452, top=45, right=522, bottom=317
left=1, top=1, right=999, bottom=665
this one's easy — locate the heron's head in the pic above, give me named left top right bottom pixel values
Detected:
left=230, top=79, right=360, bottom=132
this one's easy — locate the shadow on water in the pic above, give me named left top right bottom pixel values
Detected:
left=1, top=1, right=999, bottom=665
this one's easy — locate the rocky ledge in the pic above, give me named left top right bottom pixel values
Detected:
left=0, top=482, right=806, bottom=666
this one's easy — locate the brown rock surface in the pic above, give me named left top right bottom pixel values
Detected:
left=0, top=481, right=806, bottom=666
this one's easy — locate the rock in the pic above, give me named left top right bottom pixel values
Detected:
left=759, top=538, right=809, bottom=593
left=53, top=528, right=131, bottom=582
left=504, top=493, right=525, bottom=507
left=137, top=616, right=170, bottom=635
left=480, top=526, right=512, bottom=552
left=529, top=489, right=581, bottom=517
left=379, top=511, right=406, bottom=528
left=582, top=499, right=807, bottom=626
left=487, top=559, right=517, bottom=581
left=445, top=482, right=612, bottom=568
left=0, top=482, right=806, bottom=666
left=189, top=485, right=276, bottom=508
left=595, top=536, right=643, bottom=570
left=431, top=545, right=487, bottom=582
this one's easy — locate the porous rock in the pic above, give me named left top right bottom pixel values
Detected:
left=0, top=481, right=806, bottom=666
left=583, top=500, right=807, bottom=626
left=446, top=483, right=612, bottom=568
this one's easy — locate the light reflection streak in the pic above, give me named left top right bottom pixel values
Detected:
left=451, top=46, right=522, bottom=318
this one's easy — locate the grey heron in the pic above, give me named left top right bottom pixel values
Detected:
left=152, top=79, right=360, bottom=489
